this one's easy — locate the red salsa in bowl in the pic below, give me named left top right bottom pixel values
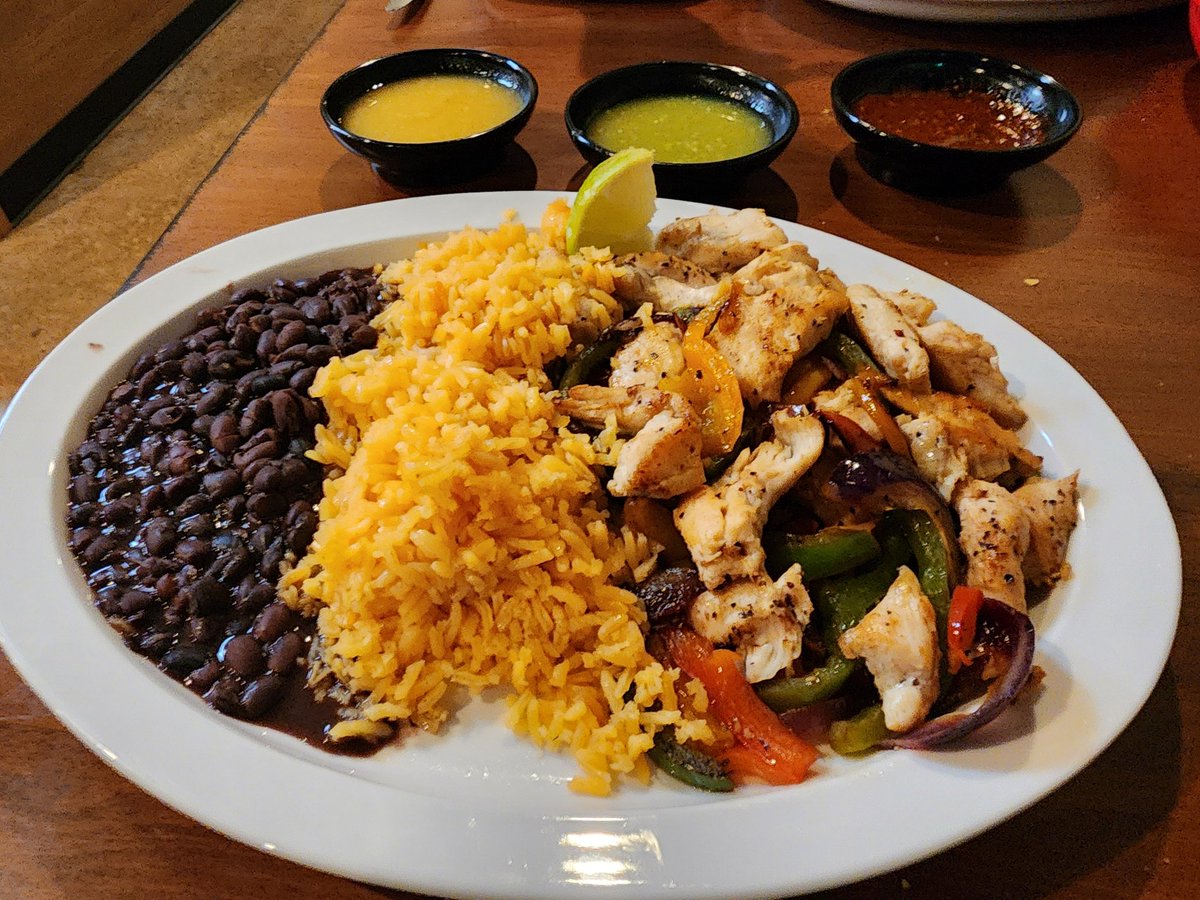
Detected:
left=851, top=88, right=1046, bottom=151
left=831, top=49, right=1081, bottom=193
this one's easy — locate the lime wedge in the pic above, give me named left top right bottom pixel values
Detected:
left=565, top=147, right=657, bottom=255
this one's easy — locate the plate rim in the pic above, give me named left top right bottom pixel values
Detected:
left=0, top=190, right=1182, bottom=898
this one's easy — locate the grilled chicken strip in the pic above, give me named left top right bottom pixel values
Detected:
left=838, top=565, right=941, bottom=733
left=812, top=379, right=883, bottom=442
left=557, top=384, right=678, bottom=432
left=655, top=208, right=788, bottom=274
left=919, top=319, right=1026, bottom=429
left=555, top=385, right=705, bottom=498
left=846, top=284, right=932, bottom=393
left=707, top=243, right=850, bottom=406
left=1015, top=473, right=1080, bottom=586
left=690, top=565, right=814, bottom=683
left=887, top=389, right=1042, bottom=502
left=609, top=318, right=687, bottom=390
left=883, top=288, right=937, bottom=328
left=675, top=408, right=825, bottom=589
left=956, top=479, right=1031, bottom=612
left=611, top=251, right=722, bottom=313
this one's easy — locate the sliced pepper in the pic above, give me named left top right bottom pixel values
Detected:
left=847, top=373, right=909, bottom=457
left=558, top=332, right=627, bottom=390
left=647, top=725, right=734, bottom=792
left=764, top=526, right=881, bottom=582
left=660, top=298, right=744, bottom=457
left=665, top=628, right=819, bottom=785
left=757, top=515, right=911, bottom=712
left=897, top=509, right=952, bottom=625
left=829, top=703, right=892, bottom=755
left=947, top=584, right=985, bottom=674
left=819, top=330, right=880, bottom=376
left=702, top=416, right=755, bottom=482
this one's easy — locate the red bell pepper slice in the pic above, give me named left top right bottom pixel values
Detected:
left=664, top=628, right=819, bottom=785
left=947, top=584, right=985, bottom=674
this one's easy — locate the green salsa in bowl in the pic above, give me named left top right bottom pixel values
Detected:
left=565, top=61, right=798, bottom=186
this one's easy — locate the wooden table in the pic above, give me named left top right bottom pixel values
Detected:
left=2, top=1, right=1196, bottom=897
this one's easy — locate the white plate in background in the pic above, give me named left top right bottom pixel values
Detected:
left=821, top=0, right=1181, bottom=23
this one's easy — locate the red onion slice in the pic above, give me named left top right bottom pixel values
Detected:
left=881, top=598, right=1036, bottom=749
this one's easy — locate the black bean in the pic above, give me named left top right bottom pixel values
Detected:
left=305, top=344, right=337, bottom=367
left=302, top=395, right=325, bottom=424
left=287, top=509, right=318, bottom=556
left=181, top=576, right=230, bottom=616
left=188, top=617, right=221, bottom=645
left=209, top=412, right=240, bottom=455
left=176, top=538, right=213, bottom=567
left=139, top=484, right=166, bottom=517
left=68, top=502, right=97, bottom=527
left=143, top=517, right=176, bottom=555
left=149, top=406, right=188, bottom=430
left=69, top=474, right=99, bottom=503
left=178, top=513, right=214, bottom=538
left=247, top=492, right=287, bottom=522
left=239, top=398, right=271, bottom=436
left=274, top=320, right=307, bottom=352
left=185, top=660, right=222, bottom=692
left=302, top=296, right=334, bottom=324
left=259, top=542, right=285, bottom=579
left=138, top=631, right=173, bottom=658
left=233, top=441, right=280, bottom=471
left=175, top=493, right=212, bottom=518
left=155, top=572, right=179, bottom=601
left=155, top=340, right=188, bottom=363
left=289, top=367, right=317, bottom=393
left=118, top=590, right=154, bottom=615
left=266, top=632, right=305, bottom=675
left=239, top=673, right=285, bottom=718
left=207, top=350, right=252, bottom=379
left=202, top=469, right=240, bottom=499
left=208, top=545, right=251, bottom=583
left=268, top=391, right=299, bottom=434
left=196, top=383, right=232, bottom=416
left=237, top=582, right=275, bottom=612
left=249, top=525, right=275, bottom=554
left=102, top=496, right=139, bottom=526
left=82, top=534, right=117, bottom=566
left=269, top=359, right=305, bottom=379
left=231, top=323, right=257, bottom=353
left=130, top=351, right=157, bottom=379
left=252, top=602, right=293, bottom=643
left=220, top=633, right=265, bottom=678
left=161, top=644, right=209, bottom=676
left=204, top=677, right=244, bottom=716
left=276, top=343, right=310, bottom=363
left=251, top=463, right=284, bottom=495
left=225, top=494, right=247, bottom=521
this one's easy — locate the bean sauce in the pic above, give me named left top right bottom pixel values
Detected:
left=66, top=268, right=391, bottom=750
left=852, top=88, right=1045, bottom=150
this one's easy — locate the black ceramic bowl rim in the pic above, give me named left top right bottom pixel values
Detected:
left=564, top=60, right=798, bottom=177
left=320, top=48, right=538, bottom=151
left=830, top=49, right=1081, bottom=170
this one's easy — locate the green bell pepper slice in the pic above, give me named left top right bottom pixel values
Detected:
left=647, top=726, right=734, bottom=792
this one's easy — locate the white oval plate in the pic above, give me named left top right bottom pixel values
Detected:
left=0, top=192, right=1181, bottom=898
left=820, top=0, right=1180, bottom=22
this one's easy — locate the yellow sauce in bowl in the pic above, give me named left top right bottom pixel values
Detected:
left=587, top=95, right=772, bottom=163
left=341, top=74, right=523, bottom=143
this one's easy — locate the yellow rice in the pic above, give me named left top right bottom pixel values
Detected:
left=280, top=203, right=713, bottom=795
